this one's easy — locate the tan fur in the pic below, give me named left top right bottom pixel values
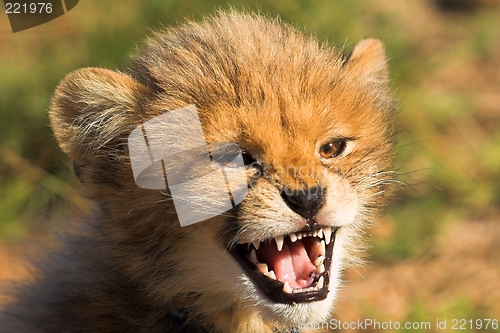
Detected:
left=0, top=12, right=396, bottom=333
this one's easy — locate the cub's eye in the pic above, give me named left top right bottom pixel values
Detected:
left=210, top=143, right=246, bottom=169
left=211, top=146, right=257, bottom=169
left=319, top=139, right=347, bottom=159
left=242, top=151, right=257, bottom=166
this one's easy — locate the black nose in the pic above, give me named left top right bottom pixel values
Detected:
left=281, top=185, right=325, bottom=220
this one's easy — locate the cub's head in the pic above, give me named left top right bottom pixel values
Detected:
left=49, top=12, right=396, bottom=332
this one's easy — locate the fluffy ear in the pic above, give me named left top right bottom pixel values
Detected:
left=49, top=68, right=150, bottom=163
left=344, top=38, right=389, bottom=87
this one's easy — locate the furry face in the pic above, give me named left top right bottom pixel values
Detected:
left=0, top=12, right=396, bottom=333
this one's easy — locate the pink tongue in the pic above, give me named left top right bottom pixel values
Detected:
left=257, top=239, right=316, bottom=289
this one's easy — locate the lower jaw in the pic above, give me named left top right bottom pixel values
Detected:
left=251, top=270, right=330, bottom=304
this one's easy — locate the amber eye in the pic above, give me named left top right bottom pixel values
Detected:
left=319, top=139, right=347, bottom=159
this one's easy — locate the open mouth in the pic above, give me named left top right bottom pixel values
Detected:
left=231, top=226, right=338, bottom=304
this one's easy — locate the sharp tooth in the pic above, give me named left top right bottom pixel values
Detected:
left=283, top=281, right=293, bottom=294
left=317, top=264, right=325, bottom=274
left=289, top=233, right=297, bottom=243
left=256, top=263, right=268, bottom=274
left=267, top=270, right=277, bottom=280
left=309, top=240, right=322, bottom=260
left=316, top=276, right=324, bottom=289
left=320, top=240, right=326, bottom=256
left=252, top=240, right=260, bottom=250
left=249, top=249, right=258, bottom=265
left=323, top=227, right=332, bottom=245
left=314, top=255, right=326, bottom=267
left=275, top=235, right=284, bottom=251
left=313, top=230, right=318, bottom=237
left=294, top=287, right=311, bottom=293
left=297, top=233, right=303, bottom=240
left=317, top=228, right=323, bottom=239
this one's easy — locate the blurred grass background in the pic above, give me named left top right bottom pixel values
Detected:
left=0, top=0, right=499, bottom=331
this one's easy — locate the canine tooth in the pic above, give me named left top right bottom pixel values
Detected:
left=323, top=227, right=332, bottom=245
left=317, top=264, right=325, bottom=274
left=283, top=281, right=293, bottom=294
left=275, top=235, right=284, bottom=251
left=252, top=240, right=260, bottom=250
left=249, top=249, right=258, bottom=265
left=256, top=263, right=268, bottom=274
left=320, top=240, right=326, bottom=256
left=316, top=276, right=324, bottom=289
left=289, top=233, right=297, bottom=243
left=267, top=270, right=277, bottom=280
left=317, top=228, right=323, bottom=239
left=314, top=255, right=326, bottom=267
